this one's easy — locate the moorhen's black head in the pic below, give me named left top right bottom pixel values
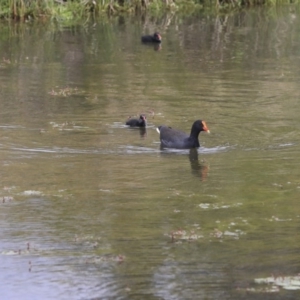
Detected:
left=140, top=114, right=147, bottom=121
left=191, top=120, right=210, bottom=135
left=153, top=32, right=162, bottom=42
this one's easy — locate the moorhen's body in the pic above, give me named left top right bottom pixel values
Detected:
left=126, top=114, right=147, bottom=127
left=156, top=120, right=210, bottom=149
left=141, top=32, right=162, bottom=43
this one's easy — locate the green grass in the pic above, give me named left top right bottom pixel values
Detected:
left=0, top=0, right=298, bottom=22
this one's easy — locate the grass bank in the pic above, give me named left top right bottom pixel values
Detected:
left=0, top=0, right=298, bottom=22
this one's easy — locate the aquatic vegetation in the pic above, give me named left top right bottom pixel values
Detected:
left=1, top=187, right=16, bottom=203
left=99, top=189, right=112, bottom=193
left=3, top=186, right=16, bottom=192
left=49, top=121, right=89, bottom=132
left=48, top=86, right=82, bottom=97
left=237, top=285, right=280, bottom=293
left=268, top=215, right=293, bottom=222
left=210, top=228, right=246, bottom=239
left=1, top=0, right=298, bottom=21
left=168, top=228, right=204, bottom=243
left=22, top=190, right=43, bottom=196
left=1, top=196, right=14, bottom=203
left=167, top=221, right=246, bottom=243
left=198, top=202, right=243, bottom=210
left=0, top=57, right=12, bottom=68
left=0, top=243, right=38, bottom=256
left=254, top=274, right=300, bottom=291
left=85, top=254, right=125, bottom=264
left=74, top=234, right=102, bottom=244
left=74, top=235, right=126, bottom=262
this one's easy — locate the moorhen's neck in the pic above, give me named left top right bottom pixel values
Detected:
left=190, top=126, right=201, bottom=139
left=139, top=119, right=146, bottom=126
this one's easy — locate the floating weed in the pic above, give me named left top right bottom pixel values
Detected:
left=215, top=203, right=243, bottom=210
left=74, top=234, right=102, bottom=249
left=85, top=254, right=125, bottom=264
left=171, top=189, right=181, bottom=196
left=254, top=274, right=300, bottom=291
left=268, top=215, right=293, bottom=222
left=74, top=234, right=102, bottom=242
left=199, top=203, right=210, bottom=209
left=223, top=230, right=240, bottom=238
left=21, top=190, right=43, bottom=196
left=210, top=221, right=246, bottom=239
left=0, top=57, right=12, bottom=68
left=48, top=86, right=83, bottom=97
left=272, top=183, right=283, bottom=188
left=272, top=182, right=298, bottom=190
left=99, top=189, right=112, bottom=193
left=49, top=121, right=89, bottom=132
left=0, top=242, right=39, bottom=256
left=0, top=249, right=22, bottom=256
left=199, top=202, right=243, bottom=210
left=210, top=225, right=246, bottom=240
left=3, top=186, right=16, bottom=192
left=167, top=228, right=204, bottom=243
left=2, top=58, right=11, bottom=64
left=1, top=196, right=14, bottom=203
left=207, top=194, right=218, bottom=198
left=237, top=286, right=280, bottom=293
left=168, top=222, right=246, bottom=243
left=211, top=229, right=223, bottom=239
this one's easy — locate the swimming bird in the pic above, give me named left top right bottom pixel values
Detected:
left=156, top=120, right=210, bottom=149
left=141, top=32, right=162, bottom=43
left=126, top=114, right=147, bottom=127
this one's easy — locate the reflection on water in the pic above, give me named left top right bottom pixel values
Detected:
left=159, top=148, right=210, bottom=181
left=141, top=42, right=162, bottom=52
left=1, top=7, right=300, bottom=299
left=189, top=148, right=209, bottom=181
left=126, top=126, right=147, bottom=138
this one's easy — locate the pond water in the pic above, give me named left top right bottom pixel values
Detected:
left=1, top=6, right=300, bottom=299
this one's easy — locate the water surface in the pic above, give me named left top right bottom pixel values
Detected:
left=1, top=7, right=300, bottom=299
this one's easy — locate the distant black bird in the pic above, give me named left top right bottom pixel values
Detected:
left=141, top=32, right=162, bottom=43
left=156, top=120, right=210, bottom=149
left=126, top=114, right=147, bottom=127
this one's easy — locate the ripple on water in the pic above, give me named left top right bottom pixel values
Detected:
left=110, top=122, right=156, bottom=129
left=122, top=145, right=160, bottom=154
left=0, top=254, right=127, bottom=300
left=5, top=141, right=232, bottom=156
left=157, top=145, right=231, bottom=155
left=10, top=146, right=100, bottom=155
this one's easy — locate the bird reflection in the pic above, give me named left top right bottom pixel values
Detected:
left=141, top=43, right=162, bottom=51
left=159, top=148, right=209, bottom=181
left=188, top=149, right=209, bottom=181
left=139, top=127, right=147, bottom=138
left=154, top=44, right=162, bottom=51
left=126, top=127, right=147, bottom=138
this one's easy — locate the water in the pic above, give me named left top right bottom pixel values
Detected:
left=1, top=7, right=300, bottom=299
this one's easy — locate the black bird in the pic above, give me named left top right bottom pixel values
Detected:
left=156, top=120, right=210, bottom=149
left=141, top=32, right=162, bottom=43
left=126, top=114, right=147, bottom=127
